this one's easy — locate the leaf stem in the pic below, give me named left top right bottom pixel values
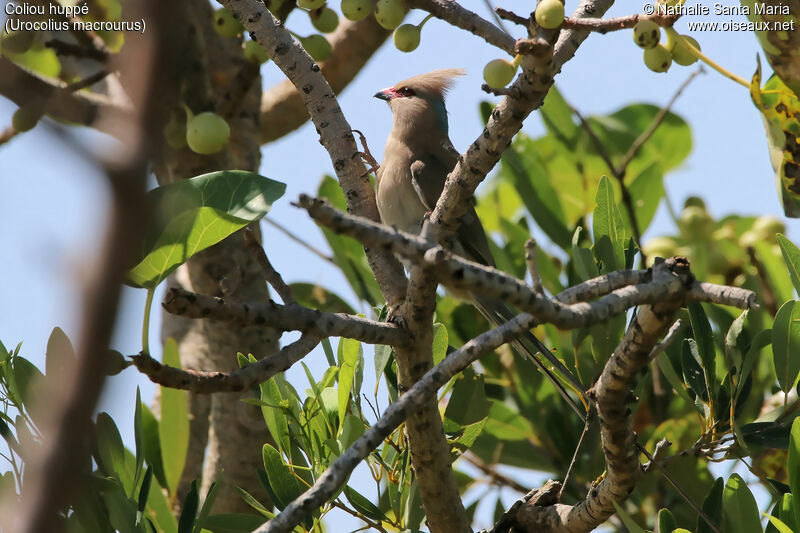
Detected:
left=142, top=288, right=154, bottom=355
left=665, top=28, right=749, bottom=87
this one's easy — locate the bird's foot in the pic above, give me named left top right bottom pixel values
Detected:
left=385, top=302, right=407, bottom=329
left=351, top=129, right=380, bottom=176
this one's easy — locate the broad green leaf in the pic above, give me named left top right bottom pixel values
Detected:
left=144, top=473, right=178, bottom=533
left=337, top=338, right=360, bottom=429
left=7, top=47, right=61, bottom=77
left=778, top=234, right=800, bottom=295
left=593, top=176, right=629, bottom=272
left=741, top=421, right=791, bottom=449
left=738, top=329, right=772, bottom=398
left=723, top=473, right=763, bottom=533
left=765, top=515, right=794, bottom=533
left=159, top=338, right=189, bottom=494
left=572, top=226, right=599, bottom=281
left=750, top=65, right=800, bottom=217
left=482, top=401, right=535, bottom=442
left=262, top=443, right=305, bottom=510
left=338, top=414, right=365, bottom=451
left=689, top=302, right=716, bottom=389
left=657, top=508, right=677, bottom=533
left=755, top=240, right=795, bottom=304
left=128, top=171, right=285, bottom=289
left=612, top=501, right=647, bottom=533
left=140, top=403, right=167, bottom=491
left=444, top=370, right=490, bottom=426
left=772, top=301, right=800, bottom=393
left=432, top=323, right=448, bottom=366
left=626, top=161, right=664, bottom=234
left=177, top=480, right=199, bottom=533
left=344, top=486, right=387, bottom=522
left=318, top=176, right=383, bottom=305
left=789, top=418, right=800, bottom=524
left=202, top=514, right=267, bottom=532
left=12, top=356, right=44, bottom=411
left=287, top=283, right=355, bottom=314
left=45, top=327, right=73, bottom=379
left=260, top=376, right=290, bottom=454
left=540, top=85, right=578, bottom=143
left=681, top=339, right=708, bottom=402
left=777, top=493, right=798, bottom=532
left=374, top=344, right=392, bottom=382
left=697, top=477, right=724, bottom=533
left=95, top=412, right=127, bottom=482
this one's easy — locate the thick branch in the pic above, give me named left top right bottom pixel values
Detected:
left=407, top=0, right=516, bottom=54
left=513, top=260, right=692, bottom=532
left=131, top=335, right=320, bottom=393
left=223, top=0, right=407, bottom=306
left=161, top=287, right=408, bottom=346
left=0, top=57, right=131, bottom=138
left=260, top=8, right=391, bottom=143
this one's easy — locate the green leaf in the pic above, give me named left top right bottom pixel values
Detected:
left=432, top=323, right=449, bottom=366
left=262, top=443, right=305, bottom=510
left=128, top=171, right=285, bottom=289
left=45, top=327, right=73, bottom=379
left=288, top=283, right=355, bottom=314
left=134, top=387, right=144, bottom=491
left=337, top=338, right=360, bottom=430
left=765, top=515, right=794, bottom=533
left=202, top=514, right=267, bottom=532
left=772, top=300, right=800, bottom=393
left=593, top=176, right=629, bottom=272
left=233, top=486, right=273, bottom=518
left=12, top=356, right=44, bottom=411
left=540, top=85, right=578, bottom=143
left=177, top=480, right=199, bottom=533
left=260, top=376, right=290, bottom=454
left=723, top=473, right=763, bottom=533
left=658, top=508, right=677, bottom=533
left=159, top=338, right=189, bottom=494
left=726, top=310, right=749, bottom=377
left=738, top=328, right=772, bottom=398
left=697, top=477, right=724, bottom=533
left=344, top=486, right=387, bottom=522
left=777, top=234, right=800, bottom=295
left=136, top=466, right=153, bottom=525
left=140, top=402, right=168, bottom=491
left=194, top=475, right=220, bottom=533
left=682, top=339, right=708, bottom=402
left=689, top=302, right=716, bottom=389
left=626, top=161, right=664, bottom=234
left=572, top=226, right=599, bottom=281
left=789, top=418, right=800, bottom=524
left=612, top=501, right=647, bottom=533
left=444, top=370, right=490, bottom=426
left=482, top=401, right=535, bottom=442
left=95, top=412, right=126, bottom=481
left=742, top=422, right=792, bottom=449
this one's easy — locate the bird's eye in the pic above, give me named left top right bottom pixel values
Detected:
left=397, top=86, right=416, bottom=97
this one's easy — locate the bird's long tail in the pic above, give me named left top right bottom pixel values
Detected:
left=474, top=296, right=588, bottom=420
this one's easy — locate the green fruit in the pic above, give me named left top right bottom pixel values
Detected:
left=244, top=39, right=270, bottom=64
left=669, top=34, right=700, bottom=66
left=632, top=19, right=660, bottom=49
left=310, top=7, right=339, bottom=33
left=186, top=112, right=230, bottom=155
left=163, top=113, right=187, bottom=148
left=298, top=0, right=326, bottom=8
left=375, top=0, right=405, bottom=30
left=213, top=8, right=244, bottom=38
left=643, top=44, right=672, bottom=73
left=752, top=215, right=785, bottom=239
left=535, top=0, right=565, bottom=30
left=12, top=107, right=42, bottom=132
left=341, top=0, right=371, bottom=21
left=683, top=196, right=706, bottom=209
left=642, top=236, right=680, bottom=259
left=483, top=59, right=517, bottom=88
left=679, top=205, right=713, bottom=237
left=300, top=34, right=332, bottom=61
left=393, top=24, right=420, bottom=52
left=1, top=29, right=35, bottom=55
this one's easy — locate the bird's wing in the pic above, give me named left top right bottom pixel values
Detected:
left=410, top=153, right=495, bottom=267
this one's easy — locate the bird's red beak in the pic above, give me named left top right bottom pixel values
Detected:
left=374, top=87, right=396, bottom=101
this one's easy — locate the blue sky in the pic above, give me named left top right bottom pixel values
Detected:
left=0, top=1, right=795, bottom=529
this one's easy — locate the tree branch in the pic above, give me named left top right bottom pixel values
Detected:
left=407, top=0, right=516, bottom=54
left=223, top=0, right=407, bottom=307
left=160, top=287, right=408, bottom=346
left=259, top=4, right=392, bottom=143
left=131, top=334, right=320, bottom=393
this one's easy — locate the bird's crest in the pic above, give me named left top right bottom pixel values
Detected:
left=393, top=68, right=466, bottom=97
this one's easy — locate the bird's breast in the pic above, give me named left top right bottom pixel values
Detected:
left=376, top=159, right=427, bottom=235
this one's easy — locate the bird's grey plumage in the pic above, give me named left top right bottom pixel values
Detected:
left=375, top=69, right=585, bottom=417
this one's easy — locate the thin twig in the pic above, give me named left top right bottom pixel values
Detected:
left=462, top=452, right=529, bottom=493
left=559, top=412, right=593, bottom=500
left=65, top=70, right=111, bottom=92
left=562, top=13, right=681, bottom=33
left=494, top=7, right=528, bottom=27
left=0, top=126, right=17, bottom=146
left=263, top=217, right=336, bottom=265
left=44, top=39, right=110, bottom=62
left=244, top=227, right=297, bottom=305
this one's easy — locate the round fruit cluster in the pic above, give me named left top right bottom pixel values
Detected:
left=633, top=18, right=701, bottom=73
